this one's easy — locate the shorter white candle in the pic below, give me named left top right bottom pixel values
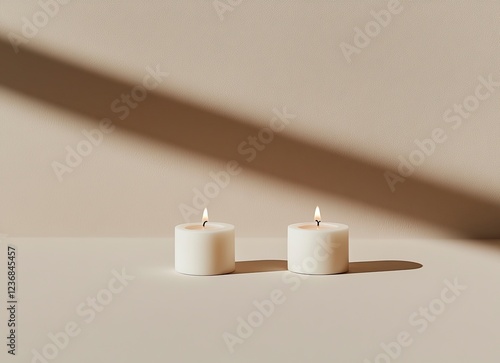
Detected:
left=175, top=208, right=235, bottom=276
left=288, top=206, right=349, bottom=275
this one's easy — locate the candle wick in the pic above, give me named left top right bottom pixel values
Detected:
left=315, top=220, right=320, bottom=227
left=203, top=221, right=208, bottom=227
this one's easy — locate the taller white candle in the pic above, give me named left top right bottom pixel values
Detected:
left=175, top=208, right=235, bottom=276
left=287, top=206, right=349, bottom=274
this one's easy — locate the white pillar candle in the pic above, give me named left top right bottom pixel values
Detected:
left=175, top=208, right=235, bottom=275
left=288, top=206, right=349, bottom=275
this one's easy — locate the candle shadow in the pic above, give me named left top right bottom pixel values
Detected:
left=233, top=260, right=287, bottom=274
left=233, top=259, right=422, bottom=274
left=347, top=260, right=422, bottom=274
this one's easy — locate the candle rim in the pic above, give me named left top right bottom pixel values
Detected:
left=288, top=222, right=348, bottom=230
left=175, top=222, right=235, bottom=231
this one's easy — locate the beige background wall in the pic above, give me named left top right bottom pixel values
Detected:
left=1, top=0, right=499, bottom=238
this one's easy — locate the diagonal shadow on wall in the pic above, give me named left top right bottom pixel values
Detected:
left=0, top=38, right=499, bottom=239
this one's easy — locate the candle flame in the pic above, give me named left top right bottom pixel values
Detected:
left=314, top=206, right=321, bottom=222
left=202, top=208, right=209, bottom=225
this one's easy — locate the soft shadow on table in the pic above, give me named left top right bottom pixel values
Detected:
left=348, top=260, right=422, bottom=274
left=234, top=260, right=421, bottom=274
left=233, top=260, right=287, bottom=274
